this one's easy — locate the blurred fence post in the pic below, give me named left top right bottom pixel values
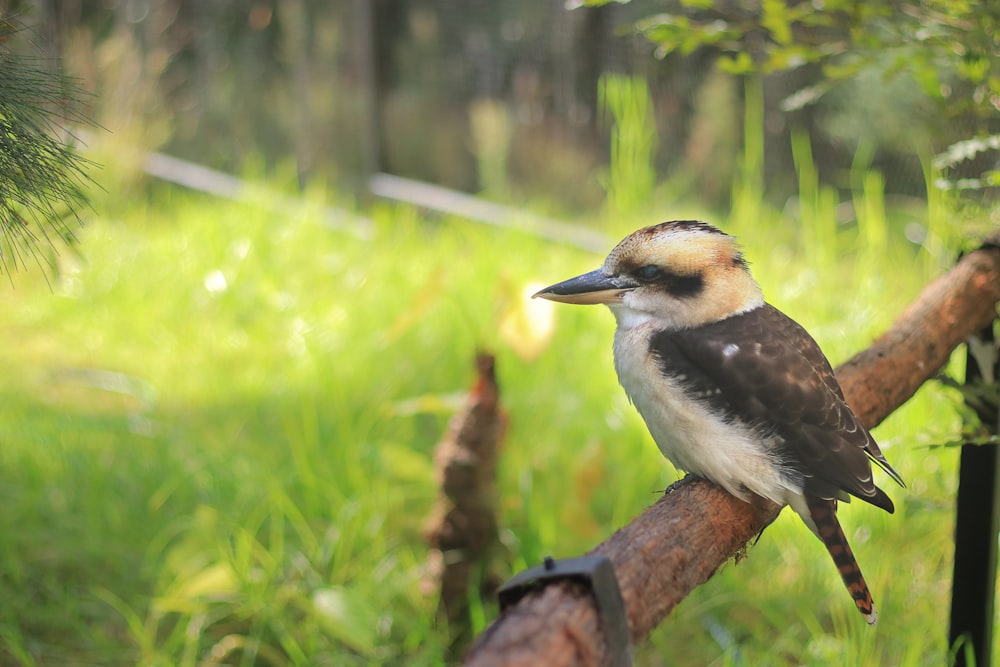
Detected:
left=425, top=353, right=506, bottom=660
left=353, top=0, right=381, bottom=190
left=948, top=297, right=1000, bottom=666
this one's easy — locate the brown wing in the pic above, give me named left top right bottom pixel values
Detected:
left=650, top=304, right=903, bottom=511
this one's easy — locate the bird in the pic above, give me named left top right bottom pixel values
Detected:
left=533, top=219, right=904, bottom=624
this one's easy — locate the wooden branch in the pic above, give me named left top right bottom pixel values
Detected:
left=465, top=238, right=1000, bottom=667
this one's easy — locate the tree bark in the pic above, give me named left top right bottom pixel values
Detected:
left=465, top=236, right=1000, bottom=667
left=426, top=353, right=507, bottom=659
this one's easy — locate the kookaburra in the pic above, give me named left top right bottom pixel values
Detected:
left=534, top=220, right=903, bottom=624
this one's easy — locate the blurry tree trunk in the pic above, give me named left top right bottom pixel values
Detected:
left=352, top=0, right=382, bottom=183
left=575, top=4, right=616, bottom=126
left=190, top=1, right=221, bottom=134
left=425, top=353, right=507, bottom=660
left=280, top=0, right=315, bottom=186
left=35, top=0, right=65, bottom=57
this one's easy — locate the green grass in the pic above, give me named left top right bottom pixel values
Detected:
left=0, top=168, right=984, bottom=666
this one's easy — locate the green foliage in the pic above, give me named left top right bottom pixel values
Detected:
left=599, top=74, right=659, bottom=216
left=602, top=0, right=999, bottom=113
left=0, top=21, right=94, bottom=276
left=730, top=78, right=765, bottom=228
left=590, top=0, right=1000, bottom=195
left=933, top=134, right=1000, bottom=191
left=790, top=129, right=839, bottom=267
left=469, top=99, right=514, bottom=198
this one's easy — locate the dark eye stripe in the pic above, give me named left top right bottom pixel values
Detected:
left=632, top=264, right=705, bottom=298
left=663, top=272, right=705, bottom=297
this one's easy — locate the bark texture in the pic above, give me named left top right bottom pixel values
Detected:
left=426, top=353, right=507, bottom=658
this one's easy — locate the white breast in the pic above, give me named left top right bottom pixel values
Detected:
left=612, top=322, right=803, bottom=508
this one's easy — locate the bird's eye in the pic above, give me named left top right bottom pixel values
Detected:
left=635, top=265, right=662, bottom=282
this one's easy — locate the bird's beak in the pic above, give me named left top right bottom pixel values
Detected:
left=532, top=269, right=637, bottom=305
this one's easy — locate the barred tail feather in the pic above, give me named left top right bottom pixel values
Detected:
left=805, top=494, right=878, bottom=625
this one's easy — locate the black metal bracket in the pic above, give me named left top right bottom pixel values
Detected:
left=497, top=555, right=632, bottom=667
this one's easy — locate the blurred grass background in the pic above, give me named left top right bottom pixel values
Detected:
left=0, top=160, right=983, bottom=665
left=1, top=1, right=998, bottom=666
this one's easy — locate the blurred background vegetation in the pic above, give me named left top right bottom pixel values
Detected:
left=0, top=0, right=998, bottom=665
left=31, top=0, right=998, bottom=212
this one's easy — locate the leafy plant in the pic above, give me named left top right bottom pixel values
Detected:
left=0, top=15, right=94, bottom=276
left=933, top=134, right=1000, bottom=191
left=592, top=0, right=998, bottom=113
left=586, top=0, right=1000, bottom=193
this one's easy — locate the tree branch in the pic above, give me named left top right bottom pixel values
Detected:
left=465, top=236, right=1000, bottom=666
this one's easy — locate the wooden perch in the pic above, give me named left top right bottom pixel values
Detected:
left=465, top=237, right=1000, bottom=667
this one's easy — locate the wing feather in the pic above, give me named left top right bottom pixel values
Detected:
left=650, top=304, right=902, bottom=512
